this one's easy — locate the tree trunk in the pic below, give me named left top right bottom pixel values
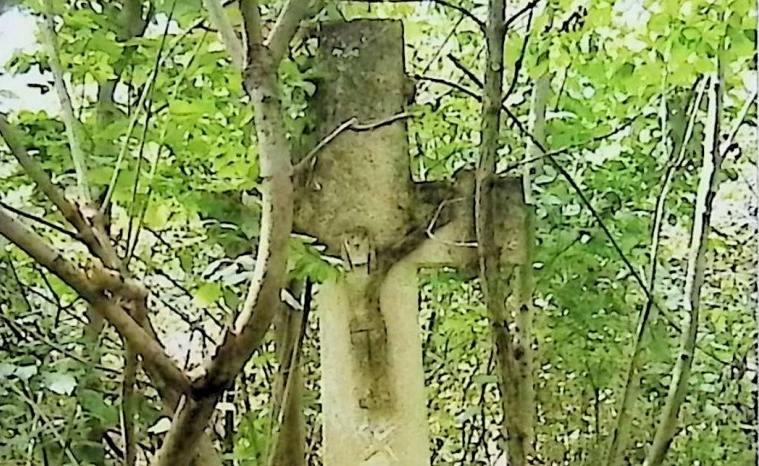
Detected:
left=644, top=62, right=723, bottom=466
left=605, top=79, right=709, bottom=466
left=476, top=0, right=532, bottom=464
left=269, top=284, right=306, bottom=466
left=513, top=72, right=549, bottom=460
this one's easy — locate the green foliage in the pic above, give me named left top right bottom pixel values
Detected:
left=0, top=0, right=755, bottom=464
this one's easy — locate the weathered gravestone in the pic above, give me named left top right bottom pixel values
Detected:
left=293, top=19, right=528, bottom=466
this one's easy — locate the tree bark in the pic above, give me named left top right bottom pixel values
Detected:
left=150, top=2, right=300, bottom=465
left=605, top=78, right=709, bottom=466
left=41, top=0, right=91, bottom=202
left=476, top=0, right=531, bottom=464
left=514, top=72, right=549, bottom=460
left=269, top=282, right=307, bottom=466
left=644, top=61, right=723, bottom=466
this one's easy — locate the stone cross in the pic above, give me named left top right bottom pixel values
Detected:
left=293, top=19, right=527, bottom=466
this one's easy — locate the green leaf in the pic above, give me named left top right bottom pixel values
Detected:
left=145, top=203, right=174, bottom=229
left=0, top=363, right=17, bottom=379
left=79, top=389, right=116, bottom=424
left=14, top=365, right=37, bottom=381
left=44, top=372, right=77, bottom=396
left=195, top=282, right=222, bottom=306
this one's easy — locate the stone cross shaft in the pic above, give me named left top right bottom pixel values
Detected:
left=293, top=19, right=527, bottom=466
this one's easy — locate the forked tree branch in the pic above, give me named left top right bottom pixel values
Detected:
left=205, top=0, right=319, bottom=67
left=605, top=78, right=709, bottom=466
left=151, top=1, right=307, bottom=465
left=197, top=0, right=302, bottom=387
left=644, top=57, right=724, bottom=466
left=0, top=114, right=119, bottom=268
left=504, top=0, right=540, bottom=31
left=240, top=0, right=265, bottom=55
left=0, top=206, right=190, bottom=393
left=203, top=0, right=245, bottom=69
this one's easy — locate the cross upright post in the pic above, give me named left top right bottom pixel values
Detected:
left=294, top=19, right=529, bottom=466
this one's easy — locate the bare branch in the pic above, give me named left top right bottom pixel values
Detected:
left=9, top=384, right=80, bottom=464
left=0, top=114, right=119, bottom=268
left=151, top=2, right=297, bottom=464
left=346, top=0, right=485, bottom=31
left=605, top=78, right=709, bottom=466
left=265, top=0, right=310, bottom=63
left=41, top=0, right=91, bottom=202
left=521, top=72, right=548, bottom=205
left=294, top=111, right=416, bottom=173
left=721, top=88, right=756, bottom=156
left=512, top=69, right=548, bottom=456
left=416, top=74, right=481, bottom=99
left=267, top=280, right=310, bottom=466
left=128, top=34, right=210, bottom=266
left=502, top=5, right=534, bottom=102
left=0, top=200, right=77, bottom=239
left=192, top=0, right=292, bottom=391
left=102, top=5, right=175, bottom=213
left=0, top=206, right=190, bottom=393
left=447, top=54, right=483, bottom=88
left=241, top=0, right=264, bottom=59
left=415, top=73, right=642, bottom=175
left=203, top=0, right=245, bottom=69
left=162, top=0, right=235, bottom=60
left=88, top=262, right=148, bottom=301
left=504, top=0, right=540, bottom=31
left=0, top=313, right=120, bottom=375
left=645, top=59, right=724, bottom=466
left=121, top=344, right=138, bottom=466
left=296, top=117, right=358, bottom=171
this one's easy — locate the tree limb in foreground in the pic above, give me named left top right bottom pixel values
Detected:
left=150, top=1, right=306, bottom=464
left=0, top=205, right=189, bottom=393
left=0, top=114, right=119, bottom=268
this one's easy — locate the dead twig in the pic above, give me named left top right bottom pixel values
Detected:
left=294, top=112, right=417, bottom=174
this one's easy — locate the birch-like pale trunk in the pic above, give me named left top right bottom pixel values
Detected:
left=644, top=64, right=722, bottom=466
left=605, top=79, right=709, bottom=466
left=203, top=0, right=245, bottom=70
left=514, top=72, right=549, bottom=457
